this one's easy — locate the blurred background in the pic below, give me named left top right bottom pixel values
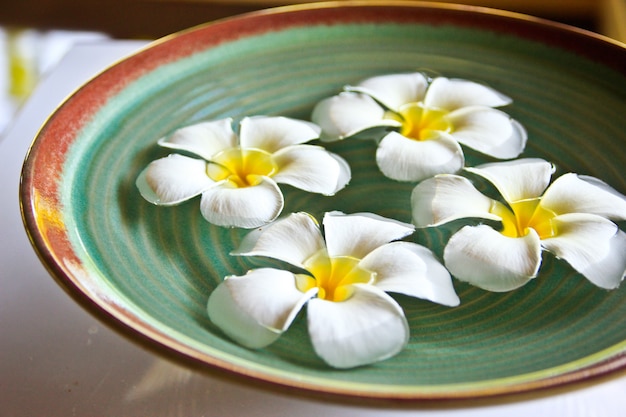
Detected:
left=1, top=0, right=625, bottom=135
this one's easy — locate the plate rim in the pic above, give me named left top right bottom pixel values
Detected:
left=19, top=0, right=626, bottom=401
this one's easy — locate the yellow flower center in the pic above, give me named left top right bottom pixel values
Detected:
left=206, top=147, right=278, bottom=188
left=296, top=250, right=376, bottom=302
left=490, top=198, right=557, bottom=239
left=385, top=102, right=452, bottom=141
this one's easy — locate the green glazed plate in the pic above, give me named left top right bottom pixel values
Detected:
left=20, top=1, right=626, bottom=400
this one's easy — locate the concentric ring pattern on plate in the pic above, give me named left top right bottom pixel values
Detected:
left=21, top=2, right=626, bottom=399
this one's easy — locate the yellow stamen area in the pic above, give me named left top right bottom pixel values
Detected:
left=490, top=198, right=557, bottom=239
left=385, top=102, right=452, bottom=141
left=297, top=250, right=375, bottom=302
left=206, top=147, right=277, bottom=188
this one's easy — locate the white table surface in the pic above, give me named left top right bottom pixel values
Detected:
left=1, top=39, right=625, bottom=417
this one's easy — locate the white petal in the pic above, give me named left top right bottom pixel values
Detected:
left=137, top=154, right=216, bottom=205
left=541, top=213, right=625, bottom=289
left=446, top=107, right=527, bottom=159
left=233, top=212, right=326, bottom=268
left=424, top=77, right=512, bottom=111
left=360, top=242, right=460, bottom=306
left=541, top=173, right=626, bottom=219
left=272, top=145, right=351, bottom=195
left=329, top=152, right=352, bottom=193
left=158, top=118, right=237, bottom=160
left=207, top=269, right=316, bottom=348
left=199, top=178, right=283, bottom=228
left=348, top=72, right=429, bottom=110
left=238, top=116, right=321, bottom=153
left=375, top=131, right=464, bottom=182
left=323, top=211, right=414, bottom=259
left=307, top=285, right=409, bottom=368
left=411, top=174, right=499, bottom=227
left=581, top=230, right=626, bottom=289
left=311, top=92, right=399, bottom=141
left=208, top=281, right=281, bottom=348
left=444, top=225, right=542, bottom=292
left=466, top=158, right=554, bottom=203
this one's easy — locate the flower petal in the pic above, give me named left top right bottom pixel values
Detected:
left=233, top=212, right=326, bottom=268
left=360, top=241, right=460, bottom=306
left=411, top=174, right=499, bottom=227
left=541, top=213, right=625, bottom=289
left=348, top=72, right=429, bottom=110
left=329, top=152, right=352, bottom=192
left=444, top=225, right=542, bottom=291
left=311, top=92, right=399, bottom=141
left=137, top=154, right=216, bottom=205
left=423, top=77, right=512, bottom=110
left=307, top=284, right=409, bottom=368
left=199, top=178, right=284, bottom=228
left=323, top=211, right=414, bottom=259
left=207, top=268, right=316, bottom=348
left=375, top=131, right=464, bottom=182
left=272, top=145, right=351, bottom=195
left=466, top=158, right=554, bottom=203
left=540, top=173, right=626, bottom=220
left=446, top=107, right=527, bottom=159
left=238, top=116, right=321, bottom=153
left=208, top=281, right=281, bottom=348
left=158, top=118, right=237, bottom=160
left=580, top=230, right=626, bottom=289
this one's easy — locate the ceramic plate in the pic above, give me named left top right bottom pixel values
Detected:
left=20, top=1, right=626, bottom=400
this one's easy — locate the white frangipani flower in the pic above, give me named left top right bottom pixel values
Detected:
left=136, top=116, right=351, bottom=228
left=412, top=158, right=626, bottom=292
left=312, top=72, right=527, bottom=182
left=207, top=211, right=459, bottom=369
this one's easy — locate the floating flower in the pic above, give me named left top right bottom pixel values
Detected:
left=312, top=72, right=527, bottom=182
left=136, top=116, right=351, bottom=228
left=412, top=158, right=626, bottom=291
left=207, top=211, right=459, bottom=368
